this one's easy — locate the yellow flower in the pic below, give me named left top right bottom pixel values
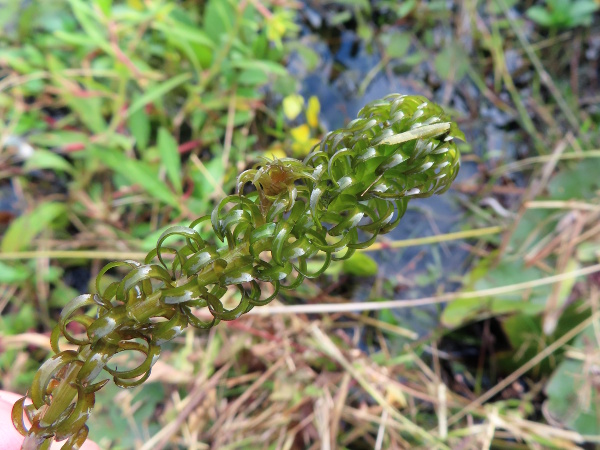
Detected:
left=306, top=96, right=320, bottom=128
left=290, top=124, right=320, bottom=156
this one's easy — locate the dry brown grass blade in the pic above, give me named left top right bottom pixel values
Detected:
left=309, top=323, right=446, bottom=449
left=141, top=362, right=234, bottom=450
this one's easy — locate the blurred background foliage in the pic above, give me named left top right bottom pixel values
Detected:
left=1, top=0, right=600, bottom=448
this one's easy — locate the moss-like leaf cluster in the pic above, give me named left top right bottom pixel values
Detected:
left=13, top=94, right=463, bottom=449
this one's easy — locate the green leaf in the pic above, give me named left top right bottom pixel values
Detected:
left=28, top=131, right=88, bottom=148
left=576, top=242, right=600, bottom=262
left=434, top=44, right=469, bottom=80
left=139, top=221, right=188, bottom=251
left=497, top=302, right=588, bottom=375
left=402, top=52, right=426, bottom=67
left=237, top=68, right=269, bottom=86
left=127, top=98, right=151, bottom=150
left=153, top=21, right=215, bottom=48
left=396, top=0, right=416, bottom=17
left=53, top=30, right=98, bottom=48
left=95, top=0, right=112, bottom=16
left=193, top=157, right=224, bottom=198
left=557, top=0, right=597, bottom=27
left=382, top=31, right=411, bottom=59
left=547, top=160, right=600, bottom=200
left=230, top=59, right=287, bottom=76
left=23, top=150, right=73, bottom=174
left=127, top=73, right=192, bottom=118
left=91, top=147, right=180, bottom=208
left=342, top=252, right=378, bottom=277
left=157, top=128, right=183, bottom=195
left=0, top=261, right=31, bottom=283
left=441, top=257, right=552, bottom=328
left=64, top=95, right=106, bottom=134
left=545, top=324, right=599, bottom=434
left=1, top=202, right=67, bottom=252
left=570, top=0, right=599, bottom=18
left=0, top=304, right=36, bottom=334
left=329, top=11, right=353, bottom=26
left=203, top=0, right=235, bottom=43
left=526, top=6, right=554, bottom=26
left=67, top=0, right=112, bottom=53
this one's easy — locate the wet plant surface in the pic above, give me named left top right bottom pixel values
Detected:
left=1, top=0, right=600, bottom=449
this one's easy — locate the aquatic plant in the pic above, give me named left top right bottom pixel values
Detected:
left=12, top=94, right=463, bottom=449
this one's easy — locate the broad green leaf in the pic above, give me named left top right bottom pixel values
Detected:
left=23, top=150, right=73, bottom=173
left=434, top=44, right=469, bottom=81
left=526, top=6, right=554, bottom=26
left=342, top=252, right=378, bottom=277
left=91, top=147, right=180, bottom=208
left=441, top=257, right=551, bottom=328
left=382, top=31, right=411, bottom=59
left=127, top=73, right=191, bottom=118
left=237, top=68, right=269, bottom=86
left=545, top=323, right=599, bottom=434
left=203, top=0, right=234, bottom=43
left=1, top=202, right=67, bottom=252
left=157, top=127, right=183, bottom=195
left=570, top=0, right=599, bottom=18
left=547, top=160, right=599, bottom=200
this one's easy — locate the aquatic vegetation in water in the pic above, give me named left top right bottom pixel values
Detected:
left=12, top=94, right=463, bottom=449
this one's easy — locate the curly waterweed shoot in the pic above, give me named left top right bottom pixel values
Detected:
left=13, top=94, right=463, bottom=449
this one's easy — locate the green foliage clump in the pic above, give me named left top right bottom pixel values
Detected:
left=12, top=94, right=463, bottom=449
left=526, top=0, right=598, bottom=29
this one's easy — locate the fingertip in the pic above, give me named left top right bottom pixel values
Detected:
left=0, top=391, right=28, bottom=450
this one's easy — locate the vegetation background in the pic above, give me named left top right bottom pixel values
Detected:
left=1, top=0, right=599, bottom=448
